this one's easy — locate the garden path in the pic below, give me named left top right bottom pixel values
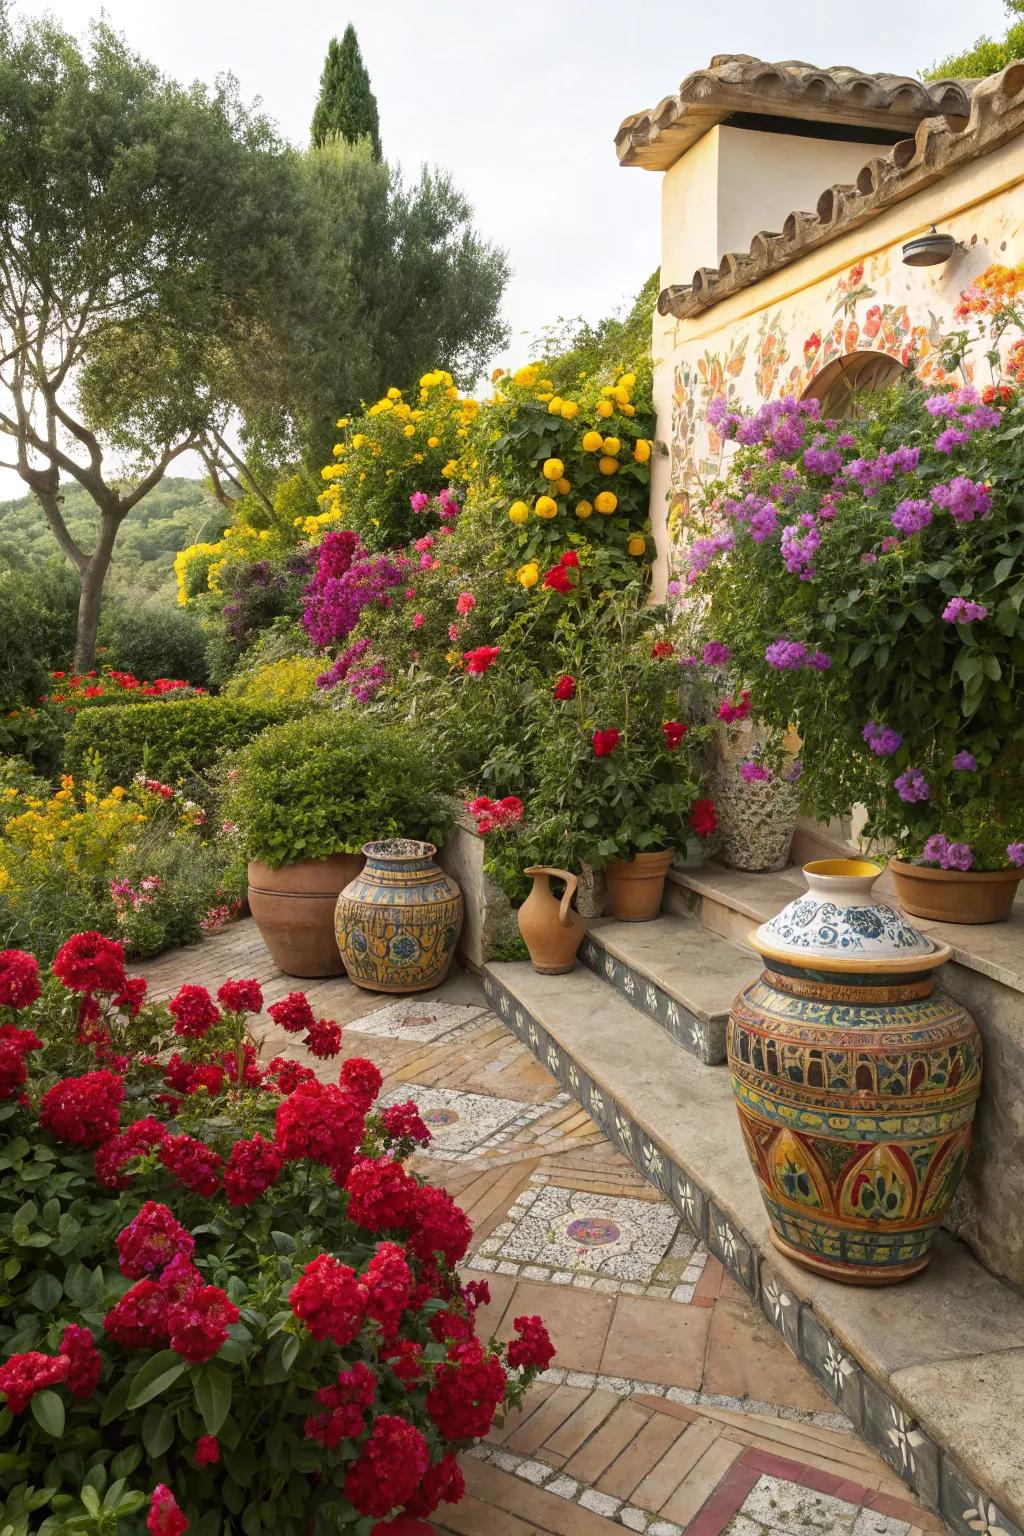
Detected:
left=139, top=920, right=946, bottom=1536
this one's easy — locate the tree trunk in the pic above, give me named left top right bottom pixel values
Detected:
left=73, top=514, right=120, bottom=673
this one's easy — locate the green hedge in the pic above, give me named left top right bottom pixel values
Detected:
left=64, top=696, right=297, bottom=788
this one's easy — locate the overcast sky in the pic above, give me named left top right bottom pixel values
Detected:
left=1, top=0, right=1009, bottom=498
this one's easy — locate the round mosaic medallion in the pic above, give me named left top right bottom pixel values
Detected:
left=422, top=1107, right=460, bottom=1127
left=566, top=1216, right=621, bottom=1246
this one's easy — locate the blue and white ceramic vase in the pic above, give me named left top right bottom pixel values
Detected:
left=335, top=840, right=463, bottom=994
left=727, top=859, right=982, bottom=1285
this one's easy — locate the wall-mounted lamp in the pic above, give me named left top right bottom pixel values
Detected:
left=901, top=227, right=958, bottom=267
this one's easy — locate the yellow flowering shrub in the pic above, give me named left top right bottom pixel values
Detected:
left=174, top=470, right=322, bottom=605
left=224, top=655, right=324, bottom=707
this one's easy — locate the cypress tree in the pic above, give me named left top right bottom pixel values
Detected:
left=311, top=26, right=382, bottom=158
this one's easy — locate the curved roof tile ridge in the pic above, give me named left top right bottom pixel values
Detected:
left=617, top=53, right=974, bottom=170
left=656, top=61, right=1024, bottom=320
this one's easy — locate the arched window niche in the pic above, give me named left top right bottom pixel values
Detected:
left=801, top=350, right=909, bottom=419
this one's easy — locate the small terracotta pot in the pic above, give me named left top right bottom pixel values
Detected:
left=518, top=867, right=586, bottom=974
left=603, top=849, right=675, bottom=922
left=890, top=858, right=1023, bottom=925
left=248, top=853, right=364, bottom=977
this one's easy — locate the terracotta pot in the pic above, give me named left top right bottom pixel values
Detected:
left=603, top=849, right=675, bottom=922
left=518, top=867, right=586, bottom=974
left=728, top=858, right=982, bottom=1285
left=248, top=854, right=364, bottom=978
left=890, top=858, right=1023, bottom=925
left=335, top=839, right=463, bottom=994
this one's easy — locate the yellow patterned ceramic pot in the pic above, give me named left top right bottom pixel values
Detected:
left=727, top=859, right=982, bottom=1285
left=335, top=840, right=463, bottom=994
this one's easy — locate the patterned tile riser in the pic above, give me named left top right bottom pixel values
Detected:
left=481, top=967, right=1020, bottom=1536
left=578, top=934, right=726, bottom=1066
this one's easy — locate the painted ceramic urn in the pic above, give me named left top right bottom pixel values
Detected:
left=335, top=840, right=463, bottom=994
left=727, top=859, right=982, bottom=1285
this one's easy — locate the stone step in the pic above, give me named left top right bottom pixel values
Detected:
left=482, top=959, right=1024, bottom=1536
left=579, top=914, right=760, bottom=1066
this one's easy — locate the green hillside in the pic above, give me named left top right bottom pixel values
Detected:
left=0, top=476, right=226, bottom=598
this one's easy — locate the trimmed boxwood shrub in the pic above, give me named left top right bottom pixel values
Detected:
left=64, top=697, right=297, bottom=789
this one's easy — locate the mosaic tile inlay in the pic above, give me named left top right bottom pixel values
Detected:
left=378, top=1083, right=567, bottom=1159
left=345, top=997, right=489, bottom=1041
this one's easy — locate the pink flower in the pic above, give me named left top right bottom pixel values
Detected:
left=456, top=592, right=476, bottom=616
left=412, top=613, right=425, bottom=630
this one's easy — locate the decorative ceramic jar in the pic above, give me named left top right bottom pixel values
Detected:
left=727, top=858, right=982, bottom=1285
left=335, top=840, right=463, bottom=994
left=890, top=858, right=1023, bottom=925
left=248, top=854, right=364, bottom=978
left=604, top=849, right=675, bottom=922
left=517, top=867, right=586, bottom=974
left=712, top=722, right=800, bottom=872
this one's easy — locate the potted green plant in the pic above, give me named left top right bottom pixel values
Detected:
left=224, top=711, right=450, bottom=975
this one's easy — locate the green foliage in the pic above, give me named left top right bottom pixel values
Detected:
left=98, top=601, right=210, bottom=689
left=223, top=655, right=324, bottom=707
left=0, top=562, right=78, bottom=708
left=529, top=270, right=660, bottom=396
left=310, top=25, right=381, bottom=157
left=222, top=710, right=451, bottom=867
left=925, top=1, right=1024, bottom=78
left=64, top=698, right=296, bottom=794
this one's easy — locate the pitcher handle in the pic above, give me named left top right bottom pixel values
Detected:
left=524, top=866, right=579, bottom=927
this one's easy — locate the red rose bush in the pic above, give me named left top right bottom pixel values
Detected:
left=0, top=935, right=553, bottom=1532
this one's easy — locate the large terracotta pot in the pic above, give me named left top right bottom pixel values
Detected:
left=604, top=849, right=675, bottom=922
left=517, top=867, right=586, bottom=974
left=335, top=839, right=463, bottom=994
left=890, top=857, right=1023, bottom=925
left=248, top=854, right=363, bottom=978
left=727, top=858, right=982, bottom=1285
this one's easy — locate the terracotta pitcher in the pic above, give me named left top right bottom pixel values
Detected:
left=518, top=867, right=586, bottom=974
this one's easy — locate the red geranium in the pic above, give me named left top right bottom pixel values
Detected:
left=0, top=1022, right=43, bottom=1101
left=168, top=985, right=220, bottom=1038
left=216, top=978, right=263, bottom=1014
left=194, top=1434, right=220, bottom=1466
left=305, top=1018, right=343, bottom=1058
left=463, top=644, right=500, bottom=675
left=224, top=1133, right=283, bottom=1206
left=380, top=1100, right=431, bottom=1146
left=267, top=992, right=316, bottom=1034
left=662, top=720, right=688, bottom=751
left=542, top=563, right=574, bottom=594
left=0, top=1350, right=70, bottom=1414
left=345, top=1156, right=418, bottom=1231
left=104, top=1279, right=170, bottom=1350
left=507, top=1313, right=556, bottom=1370
left=52, top=931, right=126, bottom=995
left=718, top=689, right=752, bottom=723
left=408, top=1183, right=472, bottom=1266
left=362, top=1241, right=412, bottom=1341
left=167, top=1282, right=239, bottom=1363
left=116, top=1200, right=195, bottom=1279
left=274, top=1079, right=365, bottom=1168
left=592, top=727, right=620, bottom=758
left=94, top=1116, right=166, bottom=1190
left=266, top=1056, right=317, bottom=1095
left=344, top=1414, right=430, bottom=1518
left=404, top=1453, right=465, bottom=1516
left=113, top=975, right=148, bottom=1018
left=651, top=640, right=675, bottom=659
left=39, top=1070, right=124, bottom=1147
left=305, top=1360, right=376, bottom=1448
left=289, top=1253, right=366, bottom=1346
left=0, top=949, right=40, bottom=1009
left=159, top=1134, right=223, bottom=1196
left=426, top=1338, right=506, bottom=1440
left=147, top=1484, right=187, bottom=1536
left=59, top=1324, right=102, bottom=1399
left=339, top=1055, right=383, bottom=1106
left=553, top=674, right=576, bottom=700
left=688, top=799, right=718, bottom=838
left=382, top=1339, right=424, bottom=1386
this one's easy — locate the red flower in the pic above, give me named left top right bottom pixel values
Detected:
left=274, top=1079, right=365, bottom=1168
left=305, top=1018, right=343, bottom=1058
left=404, top=1453, right=465, bottom=1517
left=662, top=720, right=688, bottom=751
left=104, top=1279, right=170, bottom=1350
left=717, top=689, right=752, bottom=724
left=160, top=1134, right=223, bottom=1196
left=0, top=949, right=40, bottom=1009
left=651, top=640, right=675, bottom=659
left=94, top=1116, right=165, bottom=1190
left=345, top=1414, right=430, bottom=1518
left=216, top=978, right=263, bottom=1014
left=688, top=799, right=718, bottom=838
left=429, top=1308, right=475, bottom=1344
left=39, top=1070, right=124, bottom=1148
left=267, top=991, right=316, bottom=1034
left=345, top=1156, right=418, bottom=1232
left=382, top=1339, right=424, bottom=1386
left=553, top=674, right=576, bottom=700
left=507, top=1313, right=555, bottom=1371
left=183, top=1064, right=226, bottom=1096
left=167, top=1283, right=239, bottom=1363
left=463, top=645, right=500, bottom=675
left=0, top=1350, right=70, bottom=1414
left=194, top=1434, right=220, bottom=1466
left=113, top=975, right=148, bottom=1018
left=339, top=1055, right=383, bottom=1107
left=380, top=1100, right=431, bottom=1146
left=52, top=931, right=126, bottom=995
left=363, top=1241, right=412, bottom=1341
left=542, top=564, right=574, bottom=594
left=147, top=1484, right=188, bottom=1536
left=224, top=1133, right=283, bottom=1206
left=289, top=1253, right=366, bottom=1346
left=168, top=985, right=220, bottom=1038
left=59, top=1324, right=102, bottom=1399
left=266, top=1055, right=317, bottom=1095
left=408, top=1183, right=472, bottom=1266
left=0, top=1023, right=43, bottom=1101
left=592, top=727, right=620, bottom=758
left=426, top=1339, right=507, bottom=1439
left=305, top=1360, right=376, bottom=1448
left=117, top=1200, right=195, bottom=1279
left=558, top=549, right=580, bottom=568
left=463, top=1277, right=491, bottom=1314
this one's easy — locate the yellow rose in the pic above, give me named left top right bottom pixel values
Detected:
left=633, top=438, right=651, bottom=462
left=336, top=417, right=349, bottom=428
left=594, top=491, right=618, bottom=514
left=612, top=386, right=630, bottom=405
left=386, top=387, right=401, bottom=400
left=513, top=364, right=539, bottom=387
left=560, top=400, right=579, bottom=420
left=575, top=500, right=593, bottom=518
left=598, top=456, right=619, bottom=476
left=542, top=458, right=564, bottom=481
left=537, top=391, right=553, bottom=402
left=547, top=397, right=564, bottom=415
left=535, top=495, right=558, bottom=519
left=403, top=424, right=416, bottom=437
left=618, top=373, right=636, bottom=389
left=352, top=433, right=367, bottom=448
left=627, top=535, right=647, bottom=556
left=508, top=500, right=530, bottom=524
left=555, top=477, right=571, bottom=495
left=517, top=561, right=540, bottom=587
left=427, top=436, right=439, bottom=448
left=602, top=437, right=620, bottom=455
left=581, top=430, right=603, bottom=453
left=622, top=403, right=637, bottom=416
left=596, top=400, right=614, bottom=419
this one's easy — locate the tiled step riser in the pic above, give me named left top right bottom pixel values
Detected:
left=481, top=965, right=1022, bottom=1536
left=578, top=932, right=727, bottom=1066
left=663, top=876, right=759, bottom=951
